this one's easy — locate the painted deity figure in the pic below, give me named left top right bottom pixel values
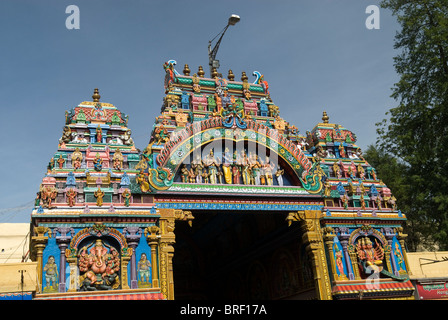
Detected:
left=113, top=148, right=124, bottom=170
left=93, top=153, right=103, bottom=171
left=394, top=243, right=405, bottom=271
left=138, top=253, right=152, bottom=286
left=334, top=246, right=347, bottom=280
left=78, top=239, right=120, bottom=291
left=204, top=149, right=221, bottom=184
left=40, top=185, right=57, bottom=208
left=122, top=189, right=131, bottom=207
left=338, top=143, right=346, bottom=158
left=72, top=148, right=83, bottom=170
left=263, top=156, right=275, bottom=186
left=250, top=154, right=262, bottom=185
left=57, top=154, right=65, bottom=169
left=358, top=163, right=365, bottom=180
left=43, top=255, right=58, bottom=292
left=240, top=151, right=251, bottom=185
left=192, top=154, right=204, bottom=184
left=96, top=125, right=103, bottom=143
left=137, top=170, right=150, bottom=193
left=94, top=187, right=105, bottom=207
left=333, top=162, right=342, bottom=179
left=356, top=237, right=385, bottom=274
left=275, top=166, right=285, bottom=186
left=180, top=164, right=189, bottom=183
left=66, top=188, right=77, bottom=207
left=222, top=148, right=233, bottom=184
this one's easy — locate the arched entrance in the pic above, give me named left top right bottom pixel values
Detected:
left=172, top=210, right=316, bottom=300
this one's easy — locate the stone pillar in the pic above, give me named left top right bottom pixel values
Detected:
left=322, top=227, right=347, bottom=281
left=159, top=208, right=176, bottom=300
left=32, top=226, right=50, bottom=293
left=287, top=210, right=333, bottom=300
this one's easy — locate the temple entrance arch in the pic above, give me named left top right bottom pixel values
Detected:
left=172, top=210, right=317, bottom=300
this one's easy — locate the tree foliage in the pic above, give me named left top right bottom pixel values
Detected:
left=376, top=0, right=448, bottom=250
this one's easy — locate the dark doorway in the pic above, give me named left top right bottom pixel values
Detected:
left=173, top=211, right=315, bottom=300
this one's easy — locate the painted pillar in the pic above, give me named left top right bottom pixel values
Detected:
left=146, top=225, right=160, bottom=288
left=158, top=208, right=176, bottom=300
left=32, top=226, right=50, bottom=293
left=338, top=227, right=355, bottom=280
left=55, top=227, right=73, bottom=292
left=124, top=227, right=142, bottom=289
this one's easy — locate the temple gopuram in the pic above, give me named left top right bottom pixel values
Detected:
left=29, top=60, right=415, bottom=300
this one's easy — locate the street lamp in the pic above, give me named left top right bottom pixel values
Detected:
left=208, top=14, right=240, bottom=77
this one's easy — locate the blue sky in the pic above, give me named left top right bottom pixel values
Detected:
left=0, top=0, right=400, bottom=223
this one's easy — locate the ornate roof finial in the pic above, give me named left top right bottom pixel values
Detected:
left=322, top=111, right=329, bottom=124
left=92, top=88, right=101, bottom=102
left=241, top=71, right=248, bottom=82
left=211, top=67, right=218, bottom=79
left=183, top=64, right=190, bottom=76
left=198, top=66, right=205, bottom=78
left=228, top=69, right=235, bottom=81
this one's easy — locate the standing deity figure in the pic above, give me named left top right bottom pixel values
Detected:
left=43, top=255, right=58, bottom=292
left=71, top=148, right=83, bottom=170
left=122, top=189, right=131, bottom=207
left=57, top=154, right=65, bottom=169
left=222, top=148, right=233, bottom=184
left=338, top=143, right=346, bottom=158
left=275, top=166, right=285, bottom=186
left=333, top=162, right=342, bottom=179
left=393, top=243, right=405, bottom=271
left=113, top=148, right=124, bottom=170
left=96, top=125, right=103, bottom=143
left=263, top=156, right=275, bottom=186
left=240, top=151, right=251, bottom=185
left=334, top=246, right=347, bottom=280
left=204, top=149, right=221, bottom=184
left=137, top=253, right=152, bottom=286
left=180, top=164, right=189, bottom=183
left=356, top=237, right=385, bottom=275
left=94, top=187, right=105, bottom=207
left=66, top=188, right=77, bottom=207
left=358, top=163, right=365, bottom=179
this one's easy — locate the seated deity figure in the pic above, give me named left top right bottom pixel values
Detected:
left=356, top=237, right=385, bottom=275
left=78, top=239, right=120, bottom=291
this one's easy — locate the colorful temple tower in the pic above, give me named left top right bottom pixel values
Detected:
left=29, top=60, right=415, bottom=300
left=30, top=90, right=164, bottom=300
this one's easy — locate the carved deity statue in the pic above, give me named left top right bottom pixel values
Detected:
left=78, top=239, right=120, bottom=291
left=356, top=237, right=385, bottom=274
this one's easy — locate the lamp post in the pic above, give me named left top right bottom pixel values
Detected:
left=208, top=14, right=240, bottom=77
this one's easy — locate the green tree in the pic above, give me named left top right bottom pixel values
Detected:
left=364, top=145, right=436, bottom=251
left=377, top=0, right=448, bottom=249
